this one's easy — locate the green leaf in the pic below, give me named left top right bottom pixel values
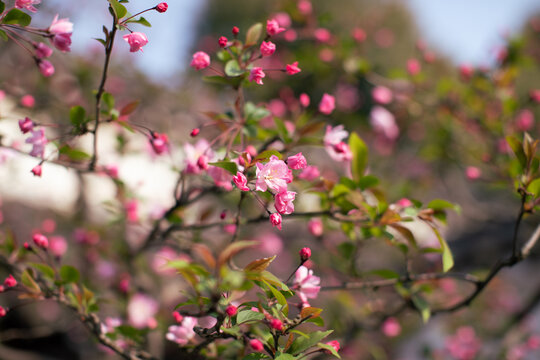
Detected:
left=275, top=353, right=295, bottom=360
left=0, top=29, right=8, bottom=41
left=263, top=280, right=288, bottom=315
left=208, top=161, right=238, bottom=175
left=108, top=0, right=127, bottom=19
left=0, top=1, right=5, bottom=13
left=245, top=22, right=263, bottom=46
left=252, top=150, right=282, bottom=164
left=70, top=105, right=86, bottom=127
left=306, top=316, right=325, bottom=327
left=506, top=135, right=527, bottom=169
left=59, top=145, right=91, bottom=161
left=21, top=269, right=41, bottom=293
left=217, top=240, right=259, bottom=268
left=245, top=102, right=271, bottom=124
left=244, top=255, right=276, bottom=273
left=431, top=226, right=454, bottom=272
left=29, top=263, right=55, bottom=280
left=242, top=354, right=270, bottom=360
left=528, top=178, right=540, bottom=198
left=349, top=132, right=368, bottom=181
left=236, top=310, right=265, bottom=324
left=317, top=342, right=341, bottom=359
left=412, top=293, right=431, bottom=323
left=103, top=92, right=115, bottom=110
left=60, top=265, right=80, bottom=284
left=287, top=330, right=333, bottom=355
left=2, top=9, right=31, bottom=26
left=224, top=59, right=245, bottom=77
left=203, top=75, right=234, bottom=86
left=427, top=199, right=461, bottom=214
left=126, top=16, right=151, bottom=27
left=367, top=269, right=400, bottom=279
left=358, top=175, right=379, bottom=190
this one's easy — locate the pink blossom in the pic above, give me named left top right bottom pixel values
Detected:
left=49, top=236, right=67, bottom=257
left=21, top=95, right=35, bottom=108
left=172, top=311, right=183, bottom=323
left=465, top=166, right=481, bottom=180
left=270, top=213, right=282, bottom=230
left=149, top=133, right=169, bottom=155
left=184, top=139, right=213, bottom=174
left=35, top=43, right=53, bottom=58
left=299, top=247, right=311, bottom=261
left=208, top=166, right=233, bottom=190
left=190, top=128, right=200, bottom=137
left=287, top=152, right=307, bottom=170
left=325, top=340, right=340, bottom=354
left=49, top=15, right=73, bottom=34
left=285, top=61, right=301, bottom=75
left=218, top=36, right=228, bottom=48
left=26, top=129, right=47, bottom=158
left=190, top=51, right=210, bottom=70
left=372, top=86, right=393, bottom=104
left=127, top=293, right=158, bottom=329
left=314, top=28, right=331, bottom=43
left=407, top=58, right=421, bottom=75
left=260, top=41, right=276, bottom=57
left=284, top=29, right=297, bottom=42
left=273, top=12, right=291, bottom=27
left=197, top=155, right=209, bottom=171
left=125, top=199, right=139, bottom=223
left=4, top=275, right=17, bottom=288
left=151, top=247, right=180, bottom=275
left=297, top=0, right=312, bottom=15
left=258, top=232, right=283, bottom=255
left=445, top=326, right=481, bottom=360
left=267, top=19, right=286, bottom=36
left=293, top=265, right=321, bottom=304
left=274, top=191, right=296, bottom=215
left=250, top=338, right=264, bottom=351
left=299, top=93, right=310, bottom=107
left=166, top=317, right=198, bottom=345
left=155, top=2, right=168, bottom=13
left=249, top=67, right=265, bottom=85
left=319, top=93, right=335, bottom=115
left=0, top=306, right=6, bottom=317
left=459, top=65, right=474, bottom=81
left=233, top=171, right=249, bottom=191
left=324, top=125, right=352, bottom=162
left=38, top=60, right=55, bottom=77
left=15, top=0, right=40, bottom=13
left=51, top=33, right=72, bottom=52
left=424, top=51, right=436, bottom=63
left=308, top=218, right=323, bottom=236
left=224, top=223, right=237, bottom=234
left=270, top=318, right=283, bottom=331
left=19, top=117, right=34, bottom=134
left=255, top=155, right=292, bottom=193
left=382, top=317, right=401, bottom=337
left=226, top=305, right=238, bottom=317
left=33, top=233, right=49, bottom=249
left=370, top=106, right=399, bottom=140
left=516, top=109, right=534, bottom=131
left=123, top=32, right=148, bottom=53
left=31, top=164, right=42, bottom=177
left=232, top=26, right=239, bottom=36
left=397, top=198, right=412, bottom=208
left=352, top=27, right=367, bottom=42
left=298, top=165, right=320, bottom=181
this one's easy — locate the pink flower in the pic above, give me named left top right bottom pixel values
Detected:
left=218, top=36, right=228, bottom=48
left=249, top=67, right=265, bottom=85
left=49, top=236, right=68, bottom=257
left=299, top=247, right=311, bottom=261
left=319, top=93, right=335, bottom=115
left=166, top=317, right=198, bottom=345
left=4, top=275, right=17, bottom=288
left=407, top=58, right=421, bottom=75
left=225, top=305, right=238, bottom=317
left=293, top=266, right=321, bottom=304
left=155, top=2, right=168, bottom=13
left=459, top=65, right=474, bottom=81
left=466, top=166, right=481, bottom=180
left=260, top=41, right=276, bottom=57
left=285, top=61, right=301, bottom=75
left=190, top=128, right=200, bottom=137
left=352, top=27, right=367, bottom=42
left=287, top=152, right=307, bottom=170
left=35, top=43, right=53, bottom=58
left=0, top=306, right=6, bottom=317
left=324, top=125, right=352, bottom=162
left=38, top=60, right=55, bottom=77
left=308, top=218, right=323, bottom=236
left=274, top=191, right=296, bottom=215
left=149, top=133, right=169, bottom=154
left=372, top=86, right=393, bottom=104
left=270, top=318, right=283, bottom=331
left=267, top=19, right=286, bottom=36
left=397, top=198, right=412, bottom=208
left=20, top=95, right=35, bottom=108
left=299, top=93, right=310, bottom=107
left=516, top=109, right=534, bottom=131
left=370, top=106, right=399, bottom=140
left=52, top=33, right=72, bottom=52
left=270, top=213, right=282, bottom=230
left=15, top=0, right=40, bottom=13
left=123, top=32, right=148, bottom=53
left=233, top=171, right=249, bottom=191
left=19, top=117, right=34, bottom=134
left=255, top=155, right=292, bottom=193
left=31, top=164, right=42, bottom=177
left=445, top=326, right=481, bottom=360
left=298, top=0, right=312, bottom=14
left=128, top=293, right=158, bottom=329
left=33, top=233, right=49, bottom=249
left=172, top=311, right=183, bottom=323
left=190, top=51, right=210, bottom=70
left=26, top=129, right=47, bottom=158
left=208, top=166, right=233, bottom=191
left=382, top=317, right=401, bottom=337
left=250, top=338, right=264, bottom=351
left=125, top=199, right=139, bottom=222
left=224, top=223, right=236, bottom=234
left=49, top=15, right=73, bottom=34
left=232, top=26, right=239, bottom=36
left=325, top=340, right=340, bottom=354
left=184, top=139, right=212, bottom=174
left=298, top=165, right=320, bottom=181
left=314, top=28, right=331, bottom=43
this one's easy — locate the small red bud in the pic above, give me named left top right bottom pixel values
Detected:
left=4, top=275, right=17, bottom=288
left=249, top=338, right=264, bottom=351
left=155, top=2, right=168, bottom=13
left=0, top=306, right=6, bottom=317
left=232, top=26, right=239, bottom=36
left=190, top=128, right=200, bottom=137
left=31, top=164, right=42, bottom=177
left=218, top=36, right=228, bottom=48
left=269, top=318, right=283, bottom=331
left=220, top=210, right=227, bottom=219
left=225, top=305, right=238, bottom=317
left=172, top=311, right=183, bottom=323
left=33, top=233, right=49, bottom=249
left=299, top=247, right=311, bottom=262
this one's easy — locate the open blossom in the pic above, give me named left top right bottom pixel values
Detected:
left=370, top=106, right=399, bottom=140
left=233, top=171, right=249, bottom=191
left=38, top=60, right=55, bottom=77
left=19, top=117, right=34, bottom=134
left=207, top=166, right=233, bottom=191
left=274, top=191, right=296, bottom=215
left=267, top=19, right=286, bottom=36
left=128, top=293, right=158, bottom=329
left=260, top=41, right=276, bottom=57
left=26, top=129, right=47, bottom=158
left=319, top=93, right=335, bottom=115
left=270, top=213, right=282, bottom=230
left=184, top=139, right=213, bottom=174
left=372, top=86, right=393, bottom=104
left=15, top=0, right=40, bottom=12
left=285, top=61, right=301, bottom=75
left=298, top=165, right=320, bottom=181
left=123, top=32, right=148, bottom=52
left=324, top=125, right=351, bottom=162
left=249, top=67, right=265, bottom=85
left=255, top=155, right=292, bottom=193
left=149, top=133, right=169, bottom=154
left=287, top=152, right=307, bottom=170
left=293, top=266, right=321, bottom=304
left=49, top=15, right=73, bottom=52
left=190, top=51, right=210, bottom=70
left=166, top=317, right=197, bottom=345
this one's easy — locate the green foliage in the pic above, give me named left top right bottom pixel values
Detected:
left=108, top=0, right=127, bottom=19
left=2, top=9, right=31, bottom=26
left=349, top=132, right=368, bottom=181
left=60, top=265, right=80, bottom=284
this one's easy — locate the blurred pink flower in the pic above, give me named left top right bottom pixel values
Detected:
left=267, top=19, right=286, bottom=36
left=445, top=326, right=481, bottom=360
left=190, top=51, right=210, bottom=70
left=372, top=86, right=393, bottom=105
left=258, top=232, right=283, bottom=254
left=35, top=43, right=53, bottom=59
left=128, top=293, right=158, bottom=329
left=123, top=32, right=148, bottom=53
left=184, top=139, right=213, bottom=174
left=287, top=152, right=306, bottom=170
left=249, top=67, right=265, bottom=85
left=49, top=236, right=67, bottom=257
left=149, top=133, right=169, bottom=155
left=308, top=218, right=323, bottom=236
left=314, top=28, right=331, bottom=43
left=233, top=171, right=249, bottom=191
left=352, top=28, right=366, bottom=42
left=166, top=316, right=197, bottom=345
left=370, top=106, right=399, bottom=140
left=319, top=94, right=335, bottom=115
left=208, top=166, right=233, bottom=191
left=38, top=60, right=55, bottom=77
left=407, top=58, right=421, bottom=75
left=299, top=93, right=310, bottom=107
left=286, top=61, right=301, bottom=75
left=293, top=265, right=321, bottom=304
left=382, top=317, right=401, bottom=337
left=465, top=166, right=481, bottom=180
left=19, top=117, right=33, bottom=134
left=125, top=199, right=139, bottom=223
left=26, top=129, right=47, bottom=158
left=516, top=109, right=534, bottom=131
left=21, top=95, right=35, bottom=108
left=15, top=0, right=40, bottom=12
left=324, top=125, right=352, bottom=162
left=297, top=0, right=312, bottom=15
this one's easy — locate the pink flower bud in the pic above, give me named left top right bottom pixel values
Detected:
left=20, top=94, right=35, bottom=108
left=49, top=236, right=67, bottom=257
left=33, top=233, right=49, bottom=249
left=516, top=109, right=534, bottom=131
left=260, top=41, right=276, bottom=57
left=314, top=28, right=331, bottom=43
left=232, top=26, right=239, bottom=36
left=397, top=198, right=412, bottom=208
left=407, top=58, right=421, bottom=75
left=308, top=218, right=323, bottom=237
left=0, top=306, right=6, bottom=317
left=38, top=60, right=55, bottom=77
left=250, top=338, right=264, bottom=351
left=325, top=340, right=340, bottom=354
left=125, top=199, right=139, bottom=223
left=266, top=19, right=286, bottom=36
left=249, top=67, right=265, bottom=85
left=150, top=133, right=169, bottom=155
left=31, top=164, right=42, bottom=177
left=197, top=155, right=209, bottom=170
left=269, top=318, right=283, bottom=331
left=218, top=36, right=228, bottom=48
left=52, top=33, right=72, bottom=52
left=190, top=128, right=200, bottom=137
left=123, top=32, right=148, bottom=53
left=270, top=213, right=282, bottom=230
left=287, top=152, right=307, bottom=170
left=459, top=65, right=474, bottom=81
left=225, top=305, right=238, bottom=317
left=4, top=275, right=17, bottom=288
left=35, top=43, right=53, bottom=59
left=233, top=171, right=249, bottom=191
left=0, top=285, right=4, bottom=293
left=19, top=117, right=34, bottom=134
left=466, top=166, right=481, bottom=180
left=15, top=0, right=40, bottom=12
left=155, top=2, right=168, bottom=13
left=285, top=61, right=301, bottom=75
left=299, top=247, right=311, bottom=262
left=224, top=224, right=236, bottom=234
left=173, top=311, right=183, bottom=323
left=319, top=93, right=335, bottom=115
left=382, top=317, right=401, bottom=337
left=352, top=27, right=367, bottom=42
left=299, top=93, right=310, bottom=107
left=23, top=242, right=32, bottom=250
left=245, top=145, right=257, bottom=157
left=220, top=210, right=227, bottom=219
left=190, top=51, right=210, bottom=70
left=372, top=86, right=393, bottom=105
left=298, top=0, right=312, bottom=15
left=274, top=191, right=296, bottom=215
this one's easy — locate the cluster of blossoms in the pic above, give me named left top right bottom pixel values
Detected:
left=18, top=117, right=47, bottom=176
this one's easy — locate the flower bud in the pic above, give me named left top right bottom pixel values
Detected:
left=232, top=26, right=239, bottom=36
left=33, top=233, right=49, bottom=249
left=190, top=128, right=200, bottom=137
left=155, top=2, right=168, bottom=13
left=270, top=213, right=282, bottom=230
left=31, top=164, right=42, bottom=177
left=299, top=247, right=311, bottom=262
left=250, top=338, right=264, bottom=351
left=4, top=275, right=17, bottom=288
left=172, top=311, right=183, bottom=323
left=0, top=306, right=7, bottom=317
left=269, top=318, right=283, bottom=331
left=225, top=305, right=238, bottom=317
left=218, top=36, right=228, bottom=48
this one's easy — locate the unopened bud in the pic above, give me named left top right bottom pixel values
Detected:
left=232, top=26, right=239, bottom=36
left=190, top=128, right=200, bottom=137
left=155, top=2, right=168, bottom=13
left=299, top=247, right=311, bottom=262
